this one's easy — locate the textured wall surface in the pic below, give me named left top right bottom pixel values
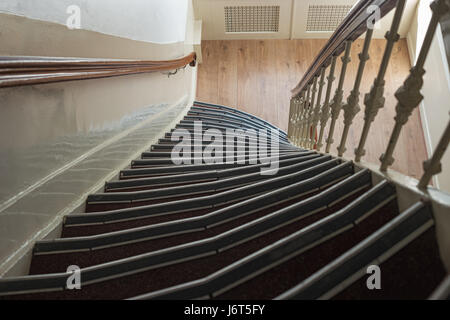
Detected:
left=407, top=0, right=450, bottom=193
left=0, top=83, right=192, bottom=275
left=194, top=0, right=418, bottom=40
left=0, top=0, right=188, bottom=43
left=0, top=2, right=198, bottom=275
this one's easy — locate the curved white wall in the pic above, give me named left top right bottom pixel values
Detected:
left=0, top=2, right=198, bottom=276
left=0, top=0, right=188, bottom=43
left=407, top=0, right=450, bottom=193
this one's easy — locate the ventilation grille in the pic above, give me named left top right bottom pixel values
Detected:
left=306, top=5, right=353, bottom=32
left=224, top=6, right=280, bottom=33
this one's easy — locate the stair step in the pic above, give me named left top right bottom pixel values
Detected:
left=130, top=151, right=303, bottom=169
left=122, top=152, right=310, bottom=178
left=0, top=172, right=376, bottom=298
left=277, top=202, right=446, bottom=300
left=85, top=156, right=337, bottom=212
left=31, top=168, right=369, bottom=274
left=106, top=153, right=320, bottom=192
left=141, top=149, right=301, bottom=159
left=64, top=161, right=358, bottom=234
left=129, top=181, right=398, bottom=300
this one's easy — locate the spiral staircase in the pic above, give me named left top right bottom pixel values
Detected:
left=0, top=101, right=447, bottom=300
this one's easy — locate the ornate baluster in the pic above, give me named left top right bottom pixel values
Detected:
left=418, top=117, right=450, bottom=189
left=288, top=98, right=295, bottom=141
left=325, top=41, right=353, bottom=153
left=290, top=97, right=297, bottom=143
left=295, top=90, right=306, bottom=146
left=355, top=0, right=406, bottom=162
left=310, top=67, right=327, bottom=149
left=337, top=28, right=374, bottom=157
left=305, top=76, right=319, bottom=147
left=293, top=95, right=302, bottom=146
left=317, top=55, right=338, bottom=151
left=301, top=84, right=312, bottom=147
left=380, top=0, right=449, bottom=171
left=288, top=98, right=295, bottom=140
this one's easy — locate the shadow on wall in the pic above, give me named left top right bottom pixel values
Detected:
left=0, top=0, right=189, bottom=44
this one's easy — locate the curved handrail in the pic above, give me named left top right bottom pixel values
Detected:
left=291, top=0, right=396, bottom=98
left=0, top=52, right=196, bottom=88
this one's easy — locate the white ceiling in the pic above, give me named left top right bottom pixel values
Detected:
left=194, top=0, right=419, bottom=40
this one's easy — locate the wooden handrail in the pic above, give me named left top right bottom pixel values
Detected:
left=291, top=0, right=396, bottom=98
left=0, top=52, right=196, bottom=88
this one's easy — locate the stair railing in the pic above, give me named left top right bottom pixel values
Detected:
left=0, top=52, right=197, bottom=88
left=288, top=0, right=450, bottom=191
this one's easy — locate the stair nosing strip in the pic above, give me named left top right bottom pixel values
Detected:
left=86, top=155, right=332, bottom=204
left=41, top=162, right=350, bottom=253
left=318, top=219, right=434, bottom=300
left=276, top=201, right=429, bottom=300
left=1, top=169, right=380, bottom=296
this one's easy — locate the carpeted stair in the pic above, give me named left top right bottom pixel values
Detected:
left=0, top=101, right=447, bottom=300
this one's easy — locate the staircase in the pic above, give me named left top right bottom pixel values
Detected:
left=0, top=101, right=447, bottom=300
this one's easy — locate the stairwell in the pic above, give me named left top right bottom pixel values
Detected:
left=0, top=101, right=447, bottom=300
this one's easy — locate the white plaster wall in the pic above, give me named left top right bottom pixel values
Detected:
left=0, top=83, right=193, bottom=276
left=195, top=0, right=293, bottom=40
left=0, top=62, right=197, bottom=277
left=0, top=2, right=199, bottom=275
left=407, top=0, right=450, bottom=193
left=0, top=0, right=188, bottom=44
left=194, top=0, right=418, bottom=40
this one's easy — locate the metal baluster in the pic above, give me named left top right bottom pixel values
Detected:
left=303, top=77, right=318, bottom=147
left=309, top=67, right=327, bottom=149
left=292, top=95, right=302, bottom=146
left=290, top=97, right=297, bottom=143
left=288, top=98, right=295, bottom=139
left=325, top=41, right=353, bottom=153
left=301, top=84, right=312, bottom=147
left=289, top=96, right=296, bottom=143
left=355, top=0, right=406, bottom=162
left=418, top=117, right=450, bottom=189
left=380, top=0, right=448, bottom=171
left=294, top=90, right=306, bottom=146
left=337, top=28, right=374, bottom=157
left=317, top=55, right=337, bottom=151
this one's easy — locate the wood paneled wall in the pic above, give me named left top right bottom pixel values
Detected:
left=196, top=39, right=428, bottom=179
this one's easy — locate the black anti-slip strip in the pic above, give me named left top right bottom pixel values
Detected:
left=34, top=162, right=357, bottom=254
left=106, top=154, right=321, bottom=191
left=193, top=101, right=286, bottom=136
left=131, top=151, right=299, bottom=167
left=0, top=168, right=366, bottom=296
left=277, top=202, right=434, bottom=300
left=66, top=157, right=338, bottom=226
left=87, top=155, right=335, bottom=204
left=132, top=177, right=398, bottom=300
left=122, top=151, right=310, bottom=178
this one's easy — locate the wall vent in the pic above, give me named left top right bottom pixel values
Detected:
left=224, top=6, right=280, bottom=33
left=306, top=5, right=353, bottom=32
